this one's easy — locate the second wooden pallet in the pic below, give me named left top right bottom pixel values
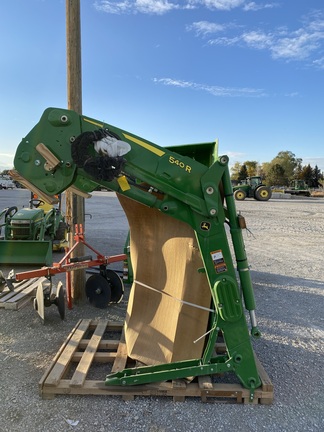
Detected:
left=0, top=277, right=46, bottom=310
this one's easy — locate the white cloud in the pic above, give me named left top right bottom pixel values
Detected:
left=94, top=0, right=276, bottom=14
left=0, top=153, right=14, bottom=171
left=271, top=29, right=323, bottom=60
left=241, top=30, right=274, bottom=49
left=94, top=0, right=180, bottom=15
left=204, top=12, right=324, bottom=62
left=153, top=77, right=267, bottom=97
left=284, top=92, right=299, bottom=97
left=190, top=0, right=245, bottom=11
left=243, top=2, right=278, bottom=12
left=313, top=56, right=324, bottom=69
left=189, top=0, right=278, bottom=11
left=226, top=151, right=246, bottom=159
left=94, top=2, right=324, bottom=66
left=94, top=1, right=131, bottom=14
left=186, top=21, right=227, bottom=36
left=135, top=0, right=180, bottom=14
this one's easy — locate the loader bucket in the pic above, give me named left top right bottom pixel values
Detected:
left=0, top=240, right=52, bottom=266
left=166, top=140, right=219, bottom=167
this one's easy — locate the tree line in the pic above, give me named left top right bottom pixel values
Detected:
left=231, top=151, right=323, bottom=188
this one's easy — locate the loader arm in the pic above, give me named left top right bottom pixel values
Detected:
left=13, top=107, right=261, bottom=394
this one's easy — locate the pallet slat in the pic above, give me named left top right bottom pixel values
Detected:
left=0, top=277, right=47, bottom=310
left=39, top=319, right=274, bottom=404
left=44, top=319, right=92, bottom=387
left=70, top=320, right=107, bottom=387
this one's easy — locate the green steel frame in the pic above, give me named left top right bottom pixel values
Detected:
left=14, top=108, right=261, bottom=399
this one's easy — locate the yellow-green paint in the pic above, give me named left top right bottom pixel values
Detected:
left=83, top=117, right=104, bottom=128
left=123, top=133, right=165, bottom=157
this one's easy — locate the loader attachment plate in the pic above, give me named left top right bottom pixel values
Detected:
left=0, top=240, right=52, bottom=266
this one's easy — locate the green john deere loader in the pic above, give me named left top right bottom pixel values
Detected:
left=0, top=193, right=67, bottom=265
left=10, top=107, right=268, bottom=401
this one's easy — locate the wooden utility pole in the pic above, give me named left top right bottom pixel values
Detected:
left=66, top=0, right=86, bottom=303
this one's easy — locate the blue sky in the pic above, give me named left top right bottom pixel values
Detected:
left=1, top=0, right=324, bottom=173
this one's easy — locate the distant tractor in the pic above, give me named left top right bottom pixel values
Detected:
left=284, top=180, right=311, bottom=197
left=233, top=176, right=272, bottom=201
left=0, top=193, right=67, bottom=265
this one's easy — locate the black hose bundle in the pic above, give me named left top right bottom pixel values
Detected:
left=71, top=129, right=126, bottom=182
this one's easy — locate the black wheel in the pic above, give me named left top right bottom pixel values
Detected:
left=104, top=269, right=124, bottom=303
left=86, top=274, right=111, bottom=308
left=54, top=282, right=65, bottom=320
left=234, top=189, right=246, bottom=201
left=54, top=221, right=68, bottom=241
left=5, top=206, right=18, bottom=220
left=254, top=186, right=272, bottom=201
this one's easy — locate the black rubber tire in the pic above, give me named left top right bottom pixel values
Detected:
left=54, top=221, right=67, bottom=241
left=254, top=186, right=272, bottom=201
left=234, top=189, right=246, bottom=201
left=5, top=206, right=18, bottom=220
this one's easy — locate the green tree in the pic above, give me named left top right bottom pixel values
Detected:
left=231, top=161, right=259, bottom=180
left=270, top=151, right=301, bottom=183
left=300, top=164, right=313, bottom=187
left=230, top=162, right=242, bottom=181
left=312, top=165, right=323, bottom=188
left=244, top=161, right=258, bottom=177
left=294, top=163, right=303, bottom=180
left=238, top=164, right=248, bottom=182
left=266, top=163, right=286, bottom=186
left=260, top=162, right=270, bottom=181
left=229, top=152, right=323, bottom=188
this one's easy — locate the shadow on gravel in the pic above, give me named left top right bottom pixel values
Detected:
left=247, top=270, right=323, bottom=412
left=251, top=270, right=323, bottom=291
left=250, top=270, right=324, bottom=325
left=248, top=269, right=323, bottom=400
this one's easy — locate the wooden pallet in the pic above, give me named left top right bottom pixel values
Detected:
left=39, top=319, right=274, bottom=404
left=0, top=277, right=46, bottom=310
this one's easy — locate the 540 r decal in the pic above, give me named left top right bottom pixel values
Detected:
left=169, top=156, right=192, bottom=173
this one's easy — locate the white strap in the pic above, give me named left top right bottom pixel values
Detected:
left=134, top=279, right=214, bottom=313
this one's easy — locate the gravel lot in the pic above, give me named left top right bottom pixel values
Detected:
left=0, top=189, right=323, bottom=432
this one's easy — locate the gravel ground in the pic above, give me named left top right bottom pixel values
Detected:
left=0, top=189, right=323, bottom=432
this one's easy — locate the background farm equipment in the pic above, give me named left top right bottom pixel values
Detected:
left=284, top=179, right=311, bottom=197
left=1, top=223, right=126, bottom=320
left=233, top=176, right=272, bottom=201
left=0, top=193, right=68, bottom=265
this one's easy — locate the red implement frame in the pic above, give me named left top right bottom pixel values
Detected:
left=15, top=224, right=127, bottom=308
